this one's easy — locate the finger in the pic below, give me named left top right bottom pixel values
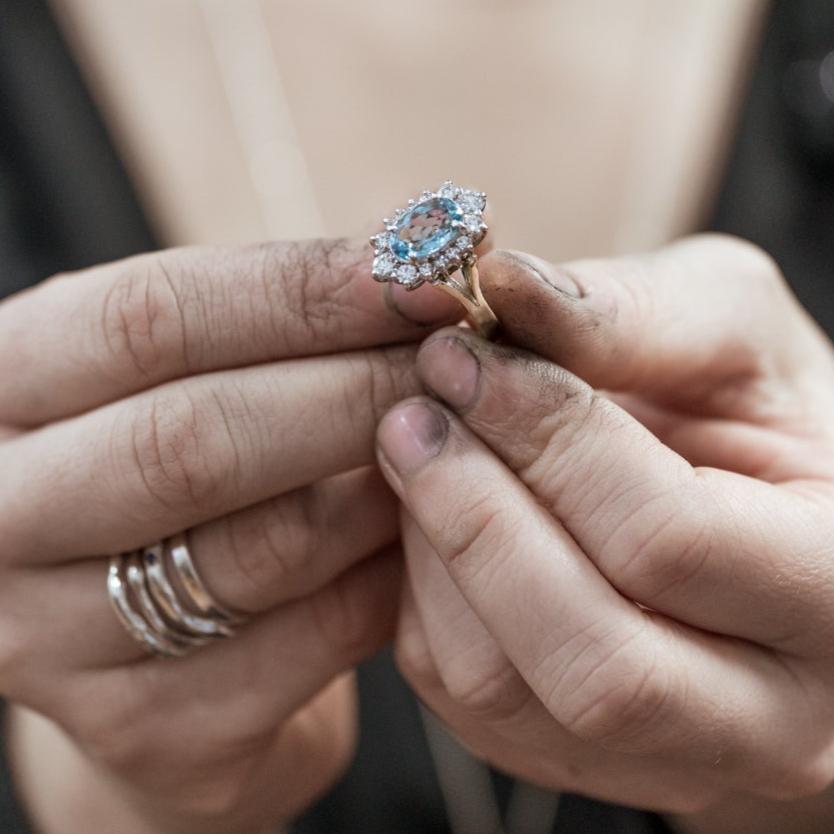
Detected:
left=395, top=515, right=731, bottom=810
left=0, top=238, right=459, bottom=426
left=1, top=346, right=416, bottom=563
left=377, top=400, right=823, bottom=794
left=6, top=467, right=398, bottom=672
left=415, top=330, right=829, bottom=649
left=479, top=235, right=834, bottom=420
left=607, top=391, right=834, bottom=482
left=49, top=551, right=400, bottom=782
left=9, top=678, right=358, bottom=827
left=395, top=599, right=719, bottom=815
left=190, top=466, right=399, bottom=615
left=399, top=511, right=534, bottom=723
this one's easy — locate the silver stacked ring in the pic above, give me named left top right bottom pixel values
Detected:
left=107, top=533, right=248, bottom=657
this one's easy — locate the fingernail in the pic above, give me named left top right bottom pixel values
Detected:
left=378, top=402, right=448, bottom=474
left=418, top=337, right=480, bottom=411
left=506, top=251, right=582, bottom=298
left=386, top=282, right=461, bottom=326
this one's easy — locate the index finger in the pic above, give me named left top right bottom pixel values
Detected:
left=0, top=238, right=459, bottom=426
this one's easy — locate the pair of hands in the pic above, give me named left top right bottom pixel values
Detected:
left=2, top=233, right=834, bottom=833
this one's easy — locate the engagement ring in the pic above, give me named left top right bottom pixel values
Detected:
left=371, top=181, right=499, bottom=339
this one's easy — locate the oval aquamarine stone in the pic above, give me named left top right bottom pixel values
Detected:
left=391, top=197, right=462, bottom=261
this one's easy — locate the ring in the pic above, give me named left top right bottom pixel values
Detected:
left=107, top=554, right=189, bottom=657
left=107, top=534, right=248, bottom=657
left=370, top=180, right=499, bottom=339
left=167, top=533, right=247, bottom=626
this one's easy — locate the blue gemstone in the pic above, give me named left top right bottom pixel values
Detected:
left=391, top=197, right=462, bottom=261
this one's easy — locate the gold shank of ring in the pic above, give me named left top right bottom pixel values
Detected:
left=433, top=257, right=499, bottom=340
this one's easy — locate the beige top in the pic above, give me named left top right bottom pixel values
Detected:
left=50, top=0, right=763, bottom=261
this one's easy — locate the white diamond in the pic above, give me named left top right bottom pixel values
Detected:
left=373, top=232, right=390, bottom=251
left=396, top=264, right=419, bottom=285
left=459, top=191, right=486, bottom=212
left=439, top=181, right=458, bottom=199
left=440, top=252, right=459, bottom=271
left=464, top=215, right=482, bottom=233
left=373, top=253, right=396, bottom=278
left=456, top=235, right=473, bottom=251
left=418, top=262, right=434, bottom=278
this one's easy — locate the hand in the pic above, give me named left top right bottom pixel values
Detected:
left=0, top=238, right=458, bottom=834
left=377, top=235, right=834, bottom=829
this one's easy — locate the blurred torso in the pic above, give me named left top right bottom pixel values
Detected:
left=50, top=0, right=763, bottom=259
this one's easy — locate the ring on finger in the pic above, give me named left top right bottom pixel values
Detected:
left=107, top=532, right=249, bottom=657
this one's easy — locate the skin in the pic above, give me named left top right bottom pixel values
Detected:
left=377, top=235, right=834, bottom=833
left=0, top=236, right=462, bottom=834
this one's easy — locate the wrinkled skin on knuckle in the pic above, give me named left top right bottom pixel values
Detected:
left=270, top=239, right=349, bottom=353
left=518, top=382, right=603, bottom=497
left=225, top=487, right=322, bottom=607
left=351, top=346, right=420, bottom=426
left=98, top=255, right=191, bottom=382
left=595, top=481, right=710, bottom=605
left=437, top=491, right=519, bottom=580
left=333, top=346, right=419, bottom=453
left=442, top=654, right=531, bottom=722
left=543, top=625, right=675, bottom=751
left=126, top=388, right=235, bottom=514
left=536, top=381, right=598, bottom=457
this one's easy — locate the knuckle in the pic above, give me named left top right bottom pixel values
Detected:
left=271, top=240, right=345, bottom=352
left=226, top=488, right=322, bottom=604
left=689, top=235, right=790, bottom=306
left=599, top=481, right=712, bottom=604
left=443, top=656, right=530, bottom=722
left=127, top=388, right=232, bottom=512
left=723, top=236, right=786, bottom=291
left=440, top=495, right=519, bottom=580
left=520, top=377, right=598, bottom=481
left=99, top=255, right=189, bottom=381
left=546, top=626, right=674, bottom=749
left=395, top=630, right=442, bottom=692
left=354, top=347, right=419, bottom=423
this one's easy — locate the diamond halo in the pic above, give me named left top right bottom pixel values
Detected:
left=370, top=180, right=488, bottom=290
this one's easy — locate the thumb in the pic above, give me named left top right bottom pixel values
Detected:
left=478, top=234, right=831, bottom=412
